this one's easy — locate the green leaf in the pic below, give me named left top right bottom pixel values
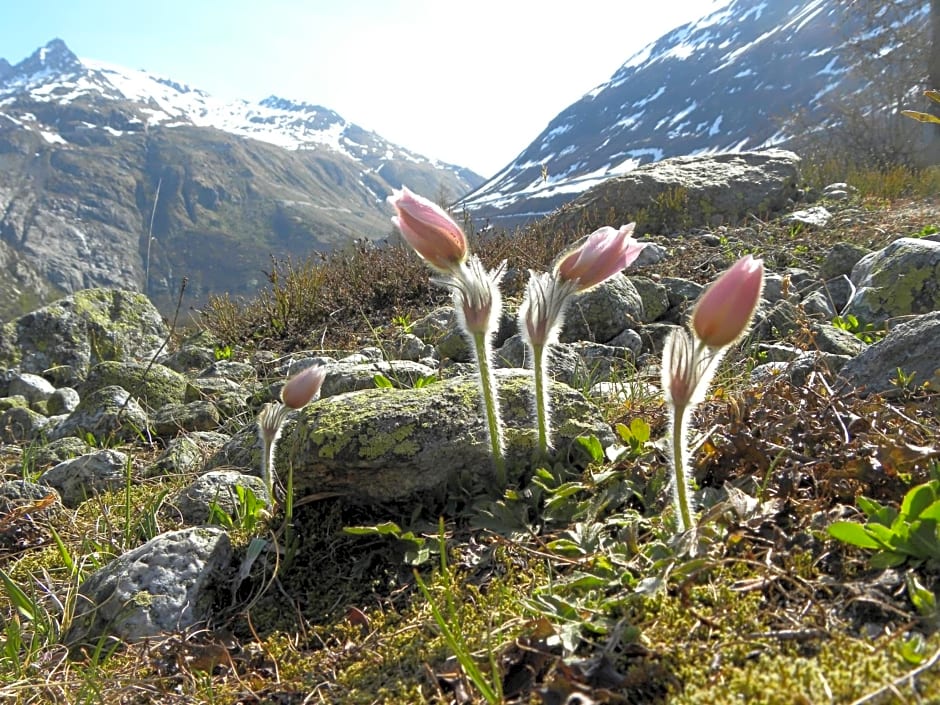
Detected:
left=0, top=568, right=40, bottom=622
left=898, top=633, right=927, bottom=665
left=629, top=418, right=651, bottom=444
left=828, top=521, right=882, bottom=550
left=901, top=483, right=937, bottom=521
left=870, top=550, right=908, bottom=569
left=575, top=435, right=604, bottom=463
left=373, top=373, right=393, bottom=388
left=343, top=521, right=403, bottom=537
left=857, top=496, right=896, bottom=526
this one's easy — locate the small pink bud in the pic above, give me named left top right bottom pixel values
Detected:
left=691, top=254, right=765, bottom=348
left=555, top=223, right=646, bottom=291
left=388, top=186, right=468, bottom=273
left=280, top=365, right=327, bottom=409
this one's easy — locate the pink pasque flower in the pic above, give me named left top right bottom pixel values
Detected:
left=280, top=365, right=327, bottom=409
left=388, top=186, right=468, bottom=273
left=691, top=254, right=765, bottom=348
left=555, top=223, right=646, bottom=291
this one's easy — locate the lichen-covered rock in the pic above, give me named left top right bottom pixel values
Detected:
left=846, top=238, right=940, bottom=325
left=46, top=387, right=81, bottom=415
left=0, top=406, right=49, bottom=443
left=64, top=527, right=231, bottom=646
left=151, top=401, right=221, bottom=437
left=144, top=431, right=229, bottom=478
left=838, top=311, right=940, bottom=395
left=79, top=361, right=188, bottom=411
left=279, top=370, right=615, bottom=502
left=0, top=288, right=168, bottom=386
left=629, top=276, right=670, bottom=322
left=38, top=449, right=130, bottom=507
left=48, top=385, right=150, bottom=443
left=171, top=469, right=269, bottom=524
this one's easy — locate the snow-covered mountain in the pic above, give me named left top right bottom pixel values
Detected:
left=0, top=39, right=480, bottom=189
left=458, top=0, right=927, bottom=226
left=0, top=39, right=482, bottom=318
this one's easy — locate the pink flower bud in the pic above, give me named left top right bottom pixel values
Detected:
left=388, top=187, right=468, bottom=273
left=280, top=365, right=327, bottom=409
left=555, top=223, right=646, bottom=291
left=691, top=254, right=765, bottom=348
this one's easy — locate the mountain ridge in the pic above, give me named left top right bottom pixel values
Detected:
left=458, top=0, right=927, bottom=226
left=0, top=38, right=483, bottom=319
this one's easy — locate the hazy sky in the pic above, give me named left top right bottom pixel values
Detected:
left=2, top=1, right=731, bottom=177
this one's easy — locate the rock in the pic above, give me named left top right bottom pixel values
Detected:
left=320, top=360, right=438, bottom=398
left=144, top=431, right=229, bottom=478
left=629, top=276, right=670, bottom=322
left=838, top=311, right=940, bottom=396
left=544, top=150, right=801, bottom=236
left=38, top=449, right=130, bottom=508
left=0, top=288, right=168, bottom=386
left=79, top=361, right=188, bottom=411
left=560, top=274, right=644, bottom=343
left=151, top=401, right=221, bottom=437
left=46, top=387, right=80, bottom=415
left=48, top=385, right=150, bottom=443
left=8, top=372, right=56, bottom=404
left=846, top=238, right=940, bottom=326
left=0, top=406, right=49, bottom=443
left=819, top=242, right=870, bottom=281
left=171, top=470, right=269, bottom=524
left=785, top=206, right=831, bottom=228
left=495, top=335, right=583, bottom=386
left=272, top=370, right=616, bottom=503
left=64, top=527, right=231, bottom=646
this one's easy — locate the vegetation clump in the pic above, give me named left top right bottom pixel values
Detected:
left=1, top=163, right=940, bottom=704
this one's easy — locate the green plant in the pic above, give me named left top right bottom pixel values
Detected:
left=831, top=313, right=885, bottom=344
left=413, top=520, right=503, bottom=704
left=213, top=344, right=233, bottom=361
left=914, top=224, right=939, bottom=238
left=828, top=479, right=940, bottom=569
left=343, top=521, right=430, bottom=566
left=391, top=313, right=414, bottom=333
left=207, top=485, right=269, bottom=533
left=611, top=418, right=652, bottom=460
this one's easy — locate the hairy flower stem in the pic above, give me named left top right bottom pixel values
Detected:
left=670, top=401, right=694, bottom=532
left=531, top=342, right=550, bottom=460
left=472, top=329, right=506, bottom=485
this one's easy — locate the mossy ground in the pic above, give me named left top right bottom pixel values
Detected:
left=2, top=168, right=940, bottom=703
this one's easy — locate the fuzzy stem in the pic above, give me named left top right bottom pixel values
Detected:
left=261, top=438, right=275, bottom=503
left=531, top=342, right=550, bottom=459
left=670, top=401, right=694, bottom=532
left=472, top=330, right=506, bottom=485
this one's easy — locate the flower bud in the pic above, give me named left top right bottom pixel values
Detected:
left=691, top=254, right=764, bottom=347
left=280, top=365, right=327, bottom=409
left=555, top=223, right=645, bottom=291
left=388, top=187, right=468, bottom=273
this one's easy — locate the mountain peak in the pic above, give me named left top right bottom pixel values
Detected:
left=10, top=38, right=82, bottom=82
left=260, top=95, right=339, bottom=119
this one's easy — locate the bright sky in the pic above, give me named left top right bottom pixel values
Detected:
left=1, top=0, right=730, bottom=177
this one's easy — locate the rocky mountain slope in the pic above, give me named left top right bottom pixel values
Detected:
left=458, top=0, right=927, bottom=226
left=0, top=39, right=483, bottom=318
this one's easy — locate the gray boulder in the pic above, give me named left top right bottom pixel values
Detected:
left=64, top=527, right=231, bottom=646
left=171, top=469, right=269, bottom=524
left=0, top=289, right=168, bottom=386
left=546, top=150, right=800, bottom=236
left=8, top=372, right=56, bottom=404
left=560, top=274, right=644, bottom=343
left=838, top=311, right=940, bottom=396
left=320, top=360, right=437, bottom=398
left=846, top=238, right=940, bottom=326
left=79, top=361, right=188, bottom=411
left=49, top=385, right=150, bottom=443
left=38, top=449, right=130, bottom=508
